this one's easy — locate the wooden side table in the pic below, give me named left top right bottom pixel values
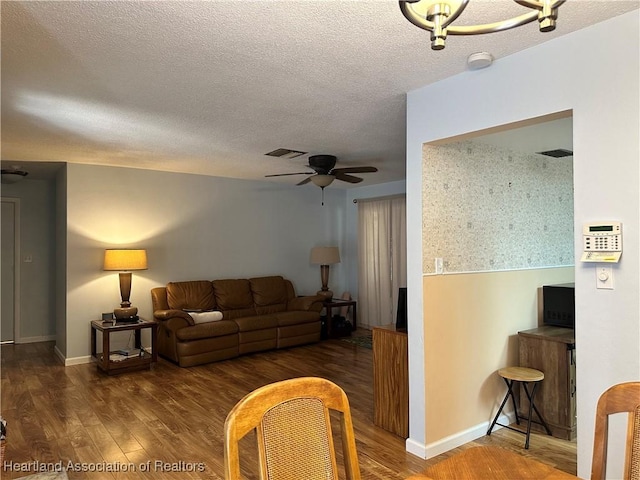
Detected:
left=90, top=318, right=158, bottom=375
left=322, top=298, right=357, bottom=338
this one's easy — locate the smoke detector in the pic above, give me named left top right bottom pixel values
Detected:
left=467, top=52, right=493, bottom=70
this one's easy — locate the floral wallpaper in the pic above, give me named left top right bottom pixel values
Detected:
left=422, top=140, right=574, bottom=274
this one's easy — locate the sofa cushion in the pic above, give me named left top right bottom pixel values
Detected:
left=274, top=311, right=321, bottom=327
left=234, top=315, right=278, bottom=332
left=249, top=276, right=288, bottom=306
left=175, top=320, right=238, bottom=341
left=213, top=279, right=254, bottom=310
left=167, top=281, right=216, bottom=311
left=188, top=311, right=223, bottom=324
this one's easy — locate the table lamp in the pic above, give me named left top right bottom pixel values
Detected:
left=103, top=249, right=148, bottom=320
left=310, top=246, right=340, bottom=301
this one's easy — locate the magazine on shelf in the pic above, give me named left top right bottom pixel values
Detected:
left=115, top=348, right=142, bottom=357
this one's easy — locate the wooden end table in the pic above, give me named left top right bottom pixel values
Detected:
left=322, top=298, right=357, bottom=338
left=90, top=318, right=158, bottom=375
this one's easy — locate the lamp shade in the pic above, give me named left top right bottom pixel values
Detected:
left=103, top=249, right=148, bottom=271
left=310, top=246, right=340, bottom=265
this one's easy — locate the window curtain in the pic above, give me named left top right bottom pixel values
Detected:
left=358, top=196, right=407, bottom=328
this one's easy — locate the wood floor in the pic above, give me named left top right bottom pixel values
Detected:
left=0, top=332, right=576, bottom=479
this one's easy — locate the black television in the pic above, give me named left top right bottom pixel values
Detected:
left=396, top=287, right=407, bottom=332
left=542, top=283, right=575, bottom=329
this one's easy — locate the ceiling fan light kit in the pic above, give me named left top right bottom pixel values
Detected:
left=311, top=175, right=335, bottom=188
left=399, top=0, right=565, bottom=50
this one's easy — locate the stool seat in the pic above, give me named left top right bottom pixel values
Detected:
left=498, top=366, right=544, bottom=383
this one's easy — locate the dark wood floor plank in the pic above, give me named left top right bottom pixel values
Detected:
left=1, top=333, right=576, bottom=479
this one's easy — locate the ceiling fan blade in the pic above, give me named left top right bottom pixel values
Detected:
left=331, top=166, right=378, bottom=174
left=264, top=172, right=313, bottom=177
left=334, top=172, right=363, bottom=184
left=296, top=177, right=312, bottom=186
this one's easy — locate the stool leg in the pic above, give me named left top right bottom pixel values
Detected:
left=524, top=382, right=553, bottom=436
left=487, top=378, right=514, bottom=436
left=505, top=378, right=520, bottom=425
left=523, top=382, right=537, bottom=449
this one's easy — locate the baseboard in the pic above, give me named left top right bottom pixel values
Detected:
left=405, top=412, right=514, bottom=459
left=64, top=355, right=93, bottom=366
left=53, top=344, right=65, bottom=364
left=406, top=437, right=427, bottom=458
left=16, top=334, right=56, bottom=344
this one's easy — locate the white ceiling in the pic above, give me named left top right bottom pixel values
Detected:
left=2, top=1, right=637, bottom=186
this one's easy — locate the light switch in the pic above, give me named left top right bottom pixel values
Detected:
left=24, top=254, right=33, bottom=263
left=435, top=258, right=444, bottom=275
left=596, top=266, right=613, bottom=289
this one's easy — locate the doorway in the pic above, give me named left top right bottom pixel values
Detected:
left=1, top=198, right=20, bottom=343
left=420, top=112, right=576, bottom=464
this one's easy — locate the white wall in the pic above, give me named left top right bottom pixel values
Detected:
left=406, top=11, right=639, bottom=479
left=64, top=163, right=347, bottom=361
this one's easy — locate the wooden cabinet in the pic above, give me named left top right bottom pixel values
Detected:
left=518, top=326, right=576, bottom=440
left=373, top=325, right=408, bottom=438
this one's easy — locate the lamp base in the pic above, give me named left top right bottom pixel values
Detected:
left=317, top=290, right=334, bottom=301
left=114, top=306, right=138, bottom=320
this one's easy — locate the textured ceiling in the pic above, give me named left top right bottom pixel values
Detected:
left=2, top=1, right=638, bottom=187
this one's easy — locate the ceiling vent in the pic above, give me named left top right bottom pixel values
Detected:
left=537, top=149, right=573, bottom=158
left=264, top=148, right=307, bottom=159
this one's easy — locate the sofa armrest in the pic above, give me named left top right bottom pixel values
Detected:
left=287, top=295, right=324, bottom=313
left=154, top=309, right=195, bottom=326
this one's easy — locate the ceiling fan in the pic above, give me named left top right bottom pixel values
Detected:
left=265, top=154, right=378, bottom=188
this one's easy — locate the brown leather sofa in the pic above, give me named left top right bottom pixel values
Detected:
left=151, top=275, right=323, bottom=367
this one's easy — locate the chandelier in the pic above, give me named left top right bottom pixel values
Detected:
left=399, top=0, right=565, bottom=50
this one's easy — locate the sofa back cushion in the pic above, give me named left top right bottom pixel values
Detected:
left=250, top=276, right=289, bottom=315
left=250, top=276, right=288, bottom=305
left=166, top=281, right=216, bottom=311
left=213, top=279, right=255, bottom=319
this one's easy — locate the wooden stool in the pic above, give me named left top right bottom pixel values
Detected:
left=486, top=366, right=552, bottom=449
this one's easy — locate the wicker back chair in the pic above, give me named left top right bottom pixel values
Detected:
left=224, top=377, right=361, bottom=480
left=591, top=381, right=640, bottom=480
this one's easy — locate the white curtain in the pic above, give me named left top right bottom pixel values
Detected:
left=358, top=196, right=407, bottom=328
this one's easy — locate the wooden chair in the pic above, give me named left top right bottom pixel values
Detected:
left=591, top=381, right=640, bottom=480
left=224, top=376, right=361, bottom=480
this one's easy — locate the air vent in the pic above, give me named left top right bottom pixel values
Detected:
left=537, top=149, right=573, bottom=158
left=265, top=148, right=307, bottom=159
